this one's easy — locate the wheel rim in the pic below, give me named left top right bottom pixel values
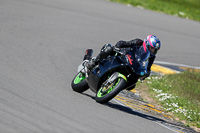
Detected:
left=74, top=73, right=85, bottom=84
left=97, top=78, right=120, bottom=98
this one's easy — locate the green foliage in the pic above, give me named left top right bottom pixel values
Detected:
left=145, top=71, right=200, bottom=127
left=110, top=0, right=200, bottom=21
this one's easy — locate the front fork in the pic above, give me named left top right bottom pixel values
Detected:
left=102, top=72, right=127, bottom=93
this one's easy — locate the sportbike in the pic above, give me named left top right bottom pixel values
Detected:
left=71, top=46, right=149, bottom=103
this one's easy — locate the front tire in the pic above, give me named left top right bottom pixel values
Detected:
left=95, top=77, right=126, bottom=104
left=71, top=71, right=89, bottom=93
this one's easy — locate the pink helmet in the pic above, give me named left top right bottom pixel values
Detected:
left=144, top=35, right=161, bottom=55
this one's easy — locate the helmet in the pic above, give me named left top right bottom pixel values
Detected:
left=144, top=35, right=161, bottom=55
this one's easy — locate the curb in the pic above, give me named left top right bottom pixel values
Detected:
left=113, top=61, right=198, bottom=132
left=154, top=61, right=200, bottom=74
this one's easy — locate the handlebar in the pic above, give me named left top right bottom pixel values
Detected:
left=112, top=47, right=125, bottom=55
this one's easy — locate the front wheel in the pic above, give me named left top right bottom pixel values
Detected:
left=95, top=77, right=126, bottom=104
left=71, top=71, right=89, bottom=93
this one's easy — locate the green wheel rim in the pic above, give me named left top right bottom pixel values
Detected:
left=74, top=73, right=85, bottom=84
left=97, top=78, right=120, bottom=98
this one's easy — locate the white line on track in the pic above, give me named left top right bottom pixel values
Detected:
left=155, top=61, right=200, bottom=69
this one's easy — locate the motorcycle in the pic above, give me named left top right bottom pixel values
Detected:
left=71, top=45, right=150, bottom=104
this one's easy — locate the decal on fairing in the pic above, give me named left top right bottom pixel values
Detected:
left=126, top=54, right=133, bottom=65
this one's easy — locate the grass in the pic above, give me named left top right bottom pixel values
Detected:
left=109, top=0, right=200, bottom=21
left=143, top=71, right=200, bottom=128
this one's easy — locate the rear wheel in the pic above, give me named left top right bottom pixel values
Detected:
left=71, top=71, right=89, bottom=93
left=95, top=77, right=126, bottom=104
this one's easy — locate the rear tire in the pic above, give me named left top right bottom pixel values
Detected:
left=71, top=71, right=89, bottom=93
left=95, top=77, right=126, bottom=104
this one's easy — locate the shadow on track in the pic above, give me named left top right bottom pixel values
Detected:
left=82, top=92, right=166, bottom=122
left=106, top=100, right=196, bottom=133
left=81, top=92, right=196, bottom=133
left=106, top=102, right=166, bottom=122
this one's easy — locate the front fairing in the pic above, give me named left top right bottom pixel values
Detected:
left=125, top=46, right=150, bottom=76
left=87, top=56, right=124, bottom=92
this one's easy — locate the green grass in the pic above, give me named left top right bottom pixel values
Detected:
left=110, top=0, right=200, bottom=21
left=144, top=71, right=200, bottom=128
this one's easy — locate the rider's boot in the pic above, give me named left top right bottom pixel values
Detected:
left=85, top=44, right=113, bottom=70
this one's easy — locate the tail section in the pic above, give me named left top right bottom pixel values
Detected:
left=83, top=49, right=93, bottom=61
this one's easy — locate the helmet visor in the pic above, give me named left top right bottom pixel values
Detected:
left=148, top=46, right=159, bottom=55
left=153, top=49, right=159, bottom=55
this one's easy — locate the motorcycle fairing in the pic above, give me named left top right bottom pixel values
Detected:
left=87, top=56, right=125, bottom=93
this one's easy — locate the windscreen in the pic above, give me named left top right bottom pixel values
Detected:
left=125, top=45, right=150, bottom=76
left=135, top=46, right=150, bottom=65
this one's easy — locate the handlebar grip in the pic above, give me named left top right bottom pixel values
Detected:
left=113, top=46, right=120, bottom=51
left=113, top=47, right=125, bottom=55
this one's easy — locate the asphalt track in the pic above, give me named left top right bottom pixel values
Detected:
left=0, top=0, right=200, bottom=133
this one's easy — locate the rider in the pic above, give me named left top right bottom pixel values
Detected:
left=86, top=35, right=161, bottom=89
